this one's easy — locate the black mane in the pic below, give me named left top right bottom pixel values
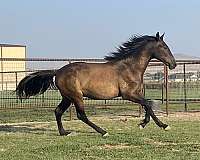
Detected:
left=104, top=35, right=157, bottom=61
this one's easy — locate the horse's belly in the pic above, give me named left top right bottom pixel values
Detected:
left=83, top=84, right=119, bottom=100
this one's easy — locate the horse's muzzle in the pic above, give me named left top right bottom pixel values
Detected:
left=169, top=62, right=177, bottom=70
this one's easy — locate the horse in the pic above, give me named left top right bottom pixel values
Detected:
left=16, top=32, right=176, bottom=136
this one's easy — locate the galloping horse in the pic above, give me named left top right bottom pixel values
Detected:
left=16, top=32, right=176, bottom=136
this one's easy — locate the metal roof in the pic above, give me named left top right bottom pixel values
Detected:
left=0, top=44, right=26, bottom=47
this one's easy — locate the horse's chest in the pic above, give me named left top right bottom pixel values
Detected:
left=120, top=81, right=130, bottom=88
left=120, top=80, right=142, bottom=92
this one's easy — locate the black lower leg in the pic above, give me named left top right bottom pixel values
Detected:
left=55, top=98, right=71, bottom=135
left=148, top=108, right=168, bottom=129
left=139, top=111, right=150, bottom=128
left=77, top=110, right=107, bottom=136
left=142, top=100, right=168, bottom=129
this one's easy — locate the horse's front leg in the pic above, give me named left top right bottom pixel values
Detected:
left=127, top=94, right=170, bottom=130
left=142, top=99, right=170, bottom=130
left=138, top=109, right=150, bottom=129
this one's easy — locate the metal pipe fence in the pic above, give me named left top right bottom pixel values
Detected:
left=0, top=58, right=200, bottom=115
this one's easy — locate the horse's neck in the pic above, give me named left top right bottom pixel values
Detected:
left=117, top=51, right=152, bottom=76
left=134, top=51, right=152, bottom=72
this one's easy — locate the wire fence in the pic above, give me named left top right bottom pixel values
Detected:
left=0, top=58, right=200, bottom=115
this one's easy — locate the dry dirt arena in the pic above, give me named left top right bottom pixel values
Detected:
left=166, top=111, right=200, bottom=121
left=0, top=111, right=199, bottom=129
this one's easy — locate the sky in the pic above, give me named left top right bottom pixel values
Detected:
left=0, top=0, right=200, bottom=58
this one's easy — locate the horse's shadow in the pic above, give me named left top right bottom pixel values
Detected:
left=0, top=124, right=96, bottom=136
left=0, top=124, right=55, bottom=135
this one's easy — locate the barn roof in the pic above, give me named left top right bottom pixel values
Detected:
left=0, top=44, right=26, bottom=47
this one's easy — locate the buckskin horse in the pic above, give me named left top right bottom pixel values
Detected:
left=16, top=32, right=176, bottom=136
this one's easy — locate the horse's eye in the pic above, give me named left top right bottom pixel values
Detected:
left=159, top=44, right=168, bottom=50
left=163, top=46, right=168, bottom=50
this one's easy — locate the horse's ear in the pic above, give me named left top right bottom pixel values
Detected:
left=156, top=32, right=160, bottom=41
left=160, top=33, right=165, bottom=41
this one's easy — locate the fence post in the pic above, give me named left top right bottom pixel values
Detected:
left=164, top=65, right=169, bottom=115
left=5, top=82, right=7, bottom=91
left=183, top=63, right=187, bottom=111
left=0, top=48, right=3, bottom=91
left=15, top=72, right=18, bottom=103
left=161, top=83, right=164, bottom=104
left=42, top=93, right=45, bottom=105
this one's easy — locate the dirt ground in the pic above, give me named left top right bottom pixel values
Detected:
left=167, top=111, right=200, bottom=121
left=0, top=111, right=199, bottom=128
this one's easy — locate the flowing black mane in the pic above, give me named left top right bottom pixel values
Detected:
left=105, top=35, right=157, bottom=61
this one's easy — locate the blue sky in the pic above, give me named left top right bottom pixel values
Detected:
left=0, top=0, right=200, bottom=58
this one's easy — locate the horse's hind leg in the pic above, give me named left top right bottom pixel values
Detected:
left=139, top=110, right=150, bottom=129
left=55, top=97, right=71, bottom=136
left=73, top=97, right=107, bottom=136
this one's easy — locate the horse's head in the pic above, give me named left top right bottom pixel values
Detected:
left=150, top=32, right=176, bottom=70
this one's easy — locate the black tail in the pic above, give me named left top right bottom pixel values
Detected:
left=16, top=70, right=56, bottom=100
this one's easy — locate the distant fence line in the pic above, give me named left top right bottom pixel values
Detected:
left=0, top=58, right=200, bottom=115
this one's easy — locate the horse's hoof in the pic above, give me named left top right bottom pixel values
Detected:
left=59, top=131, right=71, bottom=136
left=139, top=125, right=144, bottom=130
left=102, top=133, right=109, bottom=137
left=164, top=125, right=171, bottom=131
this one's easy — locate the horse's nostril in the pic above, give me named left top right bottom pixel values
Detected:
left=173, top=63, right=177, bottom=69
left=169, top=63, right=176, bottom=70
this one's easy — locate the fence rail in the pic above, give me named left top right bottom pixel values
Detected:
left=0, top=58, right=200, bottom=115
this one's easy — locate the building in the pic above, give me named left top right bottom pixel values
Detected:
left=0, top=44, right=26, bottom=90
left=168, top=73, right=199, bottom=82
